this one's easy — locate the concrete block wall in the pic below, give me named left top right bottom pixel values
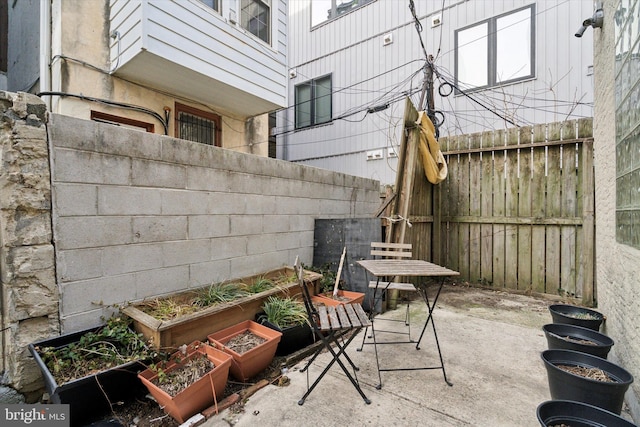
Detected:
left=48, top=114, right=381, bottom=331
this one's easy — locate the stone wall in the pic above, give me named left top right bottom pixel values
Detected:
left=0, top=92, right=58, bottom=401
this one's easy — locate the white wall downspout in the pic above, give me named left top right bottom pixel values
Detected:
left=39, top=0, right=52, bottom=110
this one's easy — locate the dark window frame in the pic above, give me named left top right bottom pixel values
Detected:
left=90, top=111, right=155, bottom=133
left=294, top=74, right=333, bottom=130
left=454, top=3, right=536, bottom=92
left=174, top=103, right=222, bottom=147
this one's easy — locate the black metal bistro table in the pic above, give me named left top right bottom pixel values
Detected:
left=356, top=259, right=459, bottom=388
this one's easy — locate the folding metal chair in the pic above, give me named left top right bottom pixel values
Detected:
left=294, top=257, right=371, bottom=405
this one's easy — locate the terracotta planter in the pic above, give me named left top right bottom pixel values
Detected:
left=313, top=290, right=365, bottom=306
left=208, top=320, right=282, bottom=382
left=121, top=267, right=321, bottom=349
left=138, top=342, right=232, bottom=424
left=28, top=326, right=149, bottom=427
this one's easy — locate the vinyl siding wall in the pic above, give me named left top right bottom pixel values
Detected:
left=281, top=0, right=594, bottom=185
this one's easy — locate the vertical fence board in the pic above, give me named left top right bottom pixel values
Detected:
left=492, top=150, right=506, bottom=288
left=505, top=149, right=519, bottom=289
left=561, top=143, right=579, bottom=296
left=580, top=140, right=595, bottom=305
left=469, top=153, right=482, bottom=283
left=517, top=145, right=533, bottom=290
left=447, top=155, right=460, bottom=271
left=530, top=143, right=547, bottom=293
left=545, top=145, right=562, bottom=294
left=481, top=151, right=493, bottom=285
left=458, top=152, right=471, bottom=279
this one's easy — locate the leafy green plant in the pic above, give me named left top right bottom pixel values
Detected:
left=36, top=316, right=155, bottom=384
left=243, top=277, right=275, bottom=294
left=193, top=282, right=249, bottom=307
left=304, top=264, right=336, bottom=293
left=258, top=296, right=309, bottom=329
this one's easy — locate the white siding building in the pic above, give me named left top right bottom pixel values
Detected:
left=280, top=0, right=595, bottom=185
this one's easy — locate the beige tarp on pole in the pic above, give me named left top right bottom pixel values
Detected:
left=416, top=110, right=447, bottom=184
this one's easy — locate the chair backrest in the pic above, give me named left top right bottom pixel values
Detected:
left=294, top=256, right=319, bottom=325
left=370, top=242, right=412, bottom=259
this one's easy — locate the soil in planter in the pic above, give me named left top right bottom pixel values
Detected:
left=151, top=354, right=216, bottom=396
left=562, top=311, right=601, bottom=321
left=560, top=335, right=597, bottom=346
left=325, top=295, right=352, bottom=303
left=557, top=364, right=616, bottom=382
left=225, top=331, right=266, bottom=354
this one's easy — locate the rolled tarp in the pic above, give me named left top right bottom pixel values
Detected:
left=415, top=110, right=447, bottom=184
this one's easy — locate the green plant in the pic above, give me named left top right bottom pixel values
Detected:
left=193, top=282, right=249, bottom=307
left=36, top=316, right=155, bottom=384
left=243, top=277, right=275, bottom=294
left=305, top=264, right=336, bottom=293
left=140, top=298, right=201, bottom=321
left=259, top=296, right=309, bottom=329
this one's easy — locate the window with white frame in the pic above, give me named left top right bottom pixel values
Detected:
left=455, top=4, right=535, bottom=90
left=311, top=0, right=374, bottom=27
left=240, top=0, right=270, bottom=44
left=199, top=0, right=220, bottom=13
left=295, top=75, right=332, bottom=129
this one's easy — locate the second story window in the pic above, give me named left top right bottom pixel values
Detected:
left=311, top=0, right=374, bottom=27
left=295, top=75, right=332, bottom=129
left=175, top=103, right=222, bottom=147
left=241, top=0, right=270, bottom=44
left=455, top=4, right=535, bottom=90
left=199, top=0, right=220, bottom=13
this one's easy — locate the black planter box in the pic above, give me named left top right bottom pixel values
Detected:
left=541, top=349, right=634, bottom=415
left=543, top=323, right=614, bottom=359
left=258, top=319, right=314, bottom=356
left=549, top=304, right=605, bottom=331
left=537, top=400, right=637, bottom=427
left=28, top=327, right=148, bottom=427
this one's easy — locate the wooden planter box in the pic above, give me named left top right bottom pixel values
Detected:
left=122, top=267, right=321, bottom=350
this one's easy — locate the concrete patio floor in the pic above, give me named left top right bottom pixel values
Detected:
left=200, top=284, right=630, bottom=427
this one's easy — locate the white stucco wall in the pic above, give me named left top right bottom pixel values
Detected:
left=593, top=0, right=640, bottom=420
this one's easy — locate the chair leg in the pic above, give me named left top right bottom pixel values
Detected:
left=298, top=331, right=371, bottom=405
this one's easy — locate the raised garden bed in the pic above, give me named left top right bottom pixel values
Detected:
left=121, top=267, right=321, bottom=350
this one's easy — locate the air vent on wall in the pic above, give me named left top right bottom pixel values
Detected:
left=383, top=33, right=393, bottom=46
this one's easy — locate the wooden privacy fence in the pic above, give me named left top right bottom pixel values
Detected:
left=382, top=99, right=595, bottom=305
left=438, top=118, right=595, bottom=303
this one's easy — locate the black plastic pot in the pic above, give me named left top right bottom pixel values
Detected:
left=541, top=349, right=634, bottom=415
left=258, top=319, right=314, bottom=356
left=537, top=400, right=638, bottom=427
left=543, top=323, right=614, bottom=359
left=29, top=327, right=147, bottom=427
left=549, top=304, right=604, bottom=331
